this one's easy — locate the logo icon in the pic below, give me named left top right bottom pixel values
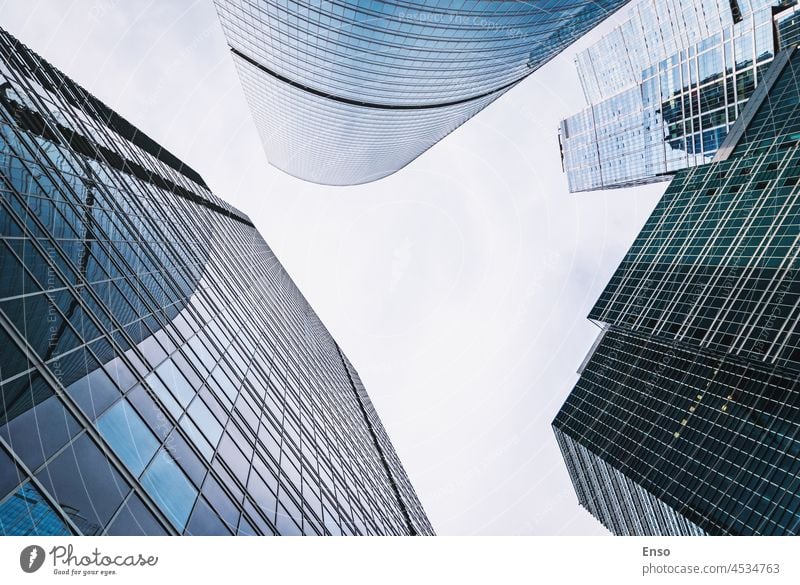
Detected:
left=20, top=545, right=46, bottom=573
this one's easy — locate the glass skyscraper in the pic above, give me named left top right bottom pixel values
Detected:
left=0, top=27, right=433, bottom=536
left=553, top=40, right=800, bottom=535
left=559, top=0, right=800, bottom=192
left=213, top=0, right=629, bottom=186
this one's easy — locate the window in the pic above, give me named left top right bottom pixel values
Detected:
left=0, top=482, right=71, bottom=536
left=140, top=449, right=197, bottom=531
left=65, top=367, right=121, bottom=420
left=0, top=447, right=23, bottom=502
left=105, top=493, right=167, bottom=535
left=0, top=393, right=81, bottom=471
left=152, top=359, right=195, bottom=409
left=185, top=497, right=230, bottom=535
left=35, top=433, right=129, bottom=533
left=96, top=399, right=158, bottom=476
left=188, top=398, right=224, bottom=446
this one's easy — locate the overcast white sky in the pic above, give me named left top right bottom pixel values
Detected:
left=1, top=0, right=668, bottom=535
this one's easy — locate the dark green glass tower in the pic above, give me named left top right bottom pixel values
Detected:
left=553, top=43, right=800, bottom=535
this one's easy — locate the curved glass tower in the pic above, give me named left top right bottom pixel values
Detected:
left=214, top=0, right=628, bottom=185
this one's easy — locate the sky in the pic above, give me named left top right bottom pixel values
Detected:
left=1, top=0, right=668, bottom=535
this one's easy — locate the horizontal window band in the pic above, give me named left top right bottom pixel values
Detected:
left=230, top=47, right=525, bottom=111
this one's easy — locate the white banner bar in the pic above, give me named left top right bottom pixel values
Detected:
left=1, top=536, right=797, bottom=584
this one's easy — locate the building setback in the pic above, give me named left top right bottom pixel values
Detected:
left=213, top=0, right=629, bottom=186
left=553, top=41, right=800, bottom=535
left=0, top=27, right=432, bottom=536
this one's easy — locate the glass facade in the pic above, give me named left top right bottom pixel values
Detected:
left=213, top=0, right=629, bottom=185
left=559, top=0, right=799, bottom=192
left=0, top=27, right=433, bottom=536
left=553, top=45, right=800, bottom=535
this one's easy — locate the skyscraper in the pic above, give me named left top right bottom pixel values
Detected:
left=553, top=39, right=800, bottom=535
left=0, top=27, right=432, bottom=536
left=559, top=0, right=800, bottom=192
left=213, top=0, right=629, bottom=186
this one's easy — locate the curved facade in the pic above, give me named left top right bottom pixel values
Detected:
left=214, top=0, right=629, bottom=185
